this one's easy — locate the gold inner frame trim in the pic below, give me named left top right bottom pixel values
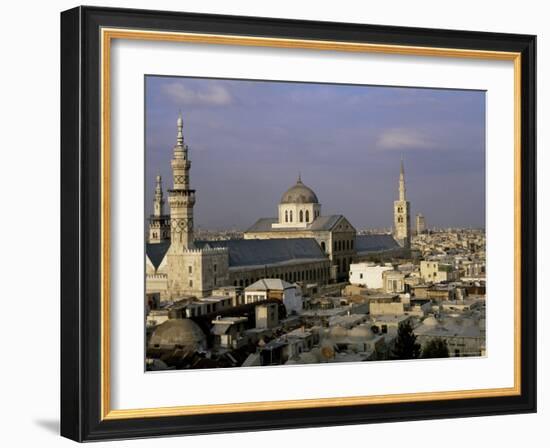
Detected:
left=100, top=27, right=522, bottom=420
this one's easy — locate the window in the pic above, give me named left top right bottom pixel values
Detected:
left=189, top=280, right=193, bottom=287
left=214, top=264, right=217, bottom=272
left=321, top=241, right=326, bottom=252
left=290, top=210, right=293, bottom=222
left=359, top=273, right=363, bottom=279
left=299, top=210, right=304, bottom=222
left=188, top=266, right=192, bottom=274
left=285, top=210, right=288, bottom=222
left=305, top=210, right=310, bottom=222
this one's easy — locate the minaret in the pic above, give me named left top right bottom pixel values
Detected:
left=148, top=175, right=170, bottom=244
left=168, top=112, right=196, bottom=250
left=153, top=175, right=165, bottom=217
left=393, top=157, right=411, bottom=248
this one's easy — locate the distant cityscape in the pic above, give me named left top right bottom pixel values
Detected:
left=144, top=112, right=486, bottom=371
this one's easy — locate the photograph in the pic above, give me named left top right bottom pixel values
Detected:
left=144, top=76, right=487, bottom=371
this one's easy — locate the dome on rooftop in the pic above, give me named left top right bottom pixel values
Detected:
left=149, top=318, right=206, bottom=351
left=280, top=176, right=319, bottom=204
left=423, top=316, right=439, bottom=327
left=349, top=325, right=375, bottom=341
left=329, top=325, right=348, bottom=340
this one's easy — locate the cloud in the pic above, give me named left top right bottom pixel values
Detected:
left=161, top=82, right=232, bottom=106
left=375, top=127, right=437, bottom=151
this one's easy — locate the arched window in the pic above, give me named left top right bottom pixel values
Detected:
left=305, top=210, right=310, bottom=222
left=285, top=210, right=288, bottom=222
left=290, top=210, right=293, bottom=222
left=299, top=210, right=304, bottom=222
left=321, top=241, right=326, bottom=252
left=398, top=216, right=403, bottom=223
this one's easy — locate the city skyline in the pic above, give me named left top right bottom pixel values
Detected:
left=145, top=76, right=486, bottom=230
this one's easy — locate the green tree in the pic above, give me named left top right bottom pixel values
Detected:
left=391, top=321, right=421, bottom=360
left=421, top=338, right=450, bottom=359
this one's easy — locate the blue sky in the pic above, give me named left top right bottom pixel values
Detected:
left=145, top=76, right=486, bottom=230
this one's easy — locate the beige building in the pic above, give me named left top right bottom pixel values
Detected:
left=244, top=176, right=357, bottom=281
left=416, top=213, right=426, bottom=235
left=420, top=260, right=458, bottom=283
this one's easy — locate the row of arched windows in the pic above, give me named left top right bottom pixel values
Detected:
left=284, top=209, right=319, bottom=224
left=333, top=239, right=354, bottom=252
left=232, top=265, right=330, bottom=288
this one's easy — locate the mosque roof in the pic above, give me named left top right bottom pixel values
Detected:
left=245, top=278, right=294, bottom=291
left=245, top=214, right=345, bottom=233
left=195, top=238, right=327, bottom=268
left=355, top=234, right=400, bottom=253
left=146, top=241, right=170, bottom=269
left=280, top=177, right=319, bottom=204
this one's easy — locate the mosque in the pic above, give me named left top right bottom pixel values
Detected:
left=146, top=114, right=410, bottom=300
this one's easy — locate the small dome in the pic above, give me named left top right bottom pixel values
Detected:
left=329, top=325, right=348, bottom=339
left=280, top=176, right=319, bottom=204
left=349, top=325, right=375, bottom=341
left=149, top=318, right=206, bottom=351
left=298, top=351, right=320, bottom=364
left=423, top=316, right=439, bottom=327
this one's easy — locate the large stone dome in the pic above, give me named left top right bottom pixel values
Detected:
left=280, top=176, right=319, bottom=204
left=149, top=318, right=206, bottom=351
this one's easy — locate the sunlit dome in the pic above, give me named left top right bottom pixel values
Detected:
left=349, top=324, right=375, bottom=341
left=148, top=318, right=206, bottom=351
left=280, top=175, right=319, bottom=204
left=423, top=316, right=439, bottom=327
left=329, top=325, right=348, bottom=339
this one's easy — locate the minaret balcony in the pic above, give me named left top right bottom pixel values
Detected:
left=168, top=189, right=196, bottom=206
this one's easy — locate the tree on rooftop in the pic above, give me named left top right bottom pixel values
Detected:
left=391, top=321, right=421, bottom=360
left=421, top=338, right=450, bottom=359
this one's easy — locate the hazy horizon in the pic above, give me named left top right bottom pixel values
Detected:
left=145, top=76, right=486, bottom=231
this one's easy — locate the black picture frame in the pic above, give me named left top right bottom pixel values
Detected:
left=61, top=5, right=536, bottom=442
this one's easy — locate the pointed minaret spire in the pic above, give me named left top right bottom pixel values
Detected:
left=169, top=112, right=195, bottom=250
left=297, top=172, right=302, bottom=183
left=394, top=156, right=411, bottom=249
left=399, top=155, right=406, bottom=201
left=176, top=110, right=184, bottom=147
left=148, top=174, right=170, bottom=243
left=153, top=175, right=165, bottom=217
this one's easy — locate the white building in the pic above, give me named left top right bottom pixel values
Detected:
left=244, top=278, right=303, bottom=314
left=349, top=263, right=393, bottom=289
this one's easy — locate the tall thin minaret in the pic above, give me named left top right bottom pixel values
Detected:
left=153, top=175, right=165, bottom=216
left=393, top=157, right=411, bottom=248
left=148, top=174, right=170, bottom=244
left=168, top=112, right=196, bottom=250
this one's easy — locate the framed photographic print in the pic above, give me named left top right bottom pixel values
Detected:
left=60, top=6, right=537, bottom=442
